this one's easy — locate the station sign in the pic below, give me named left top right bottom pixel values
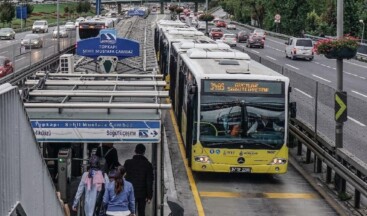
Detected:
left=76, top=29, right=140, bottom=60
left=31, top=120, right=161, bottom=143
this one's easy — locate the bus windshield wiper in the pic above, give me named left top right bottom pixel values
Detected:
left=244, top=140, right=277, bottom=149
left=205, top=140, right=245, bottom=146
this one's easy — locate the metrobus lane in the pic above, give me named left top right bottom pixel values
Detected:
left=167, top=108, right=338, bottom=216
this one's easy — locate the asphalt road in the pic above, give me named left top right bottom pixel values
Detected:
left=0, top=26, right=76, bottom=74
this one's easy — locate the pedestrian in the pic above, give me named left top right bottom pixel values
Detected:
left=72, top=155, right=109, bottom=216
left=96, top=143, right=121, bottom=173
left=124, top=144, right=153, bottom=216
left=103, top=168, right=136, bottom=216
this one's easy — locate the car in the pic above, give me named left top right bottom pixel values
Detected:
left=191, top=19, right=198, bottom=26
left=251, top=29, right=266, bottom=40
left=220, top=34, right=237, bottom=47
left=32, top=20, right=48, bottom=33
left=0, top=28, right=15, bottom=40
left=64, top=22, right=75, bottom=30
left=246, top=34, right=264, bottom=48
left=226, top=24, right=236, bottom=30
left=53, top=26, right=68, bottom=38
left=209, top=28, right=223, bottom=40
left=216, top=20, right=226, bottom=28
left=285, top=37, right=314, bottom=61
left=197, top=21, right=206, bottom=30
left=21, top=34, right=43, bottom=49
left=75, top=17, right=85, bottom=27
left=236, top=31, right=250, bottom=43
left=0, top=56, right=13, bottom=78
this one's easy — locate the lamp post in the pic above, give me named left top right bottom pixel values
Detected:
left=360, top=20, right=365, bottom=44
left=57, top=0, right=60, bottom=52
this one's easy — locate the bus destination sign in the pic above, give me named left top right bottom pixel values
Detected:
left=203, top=80, right=283, bottom=94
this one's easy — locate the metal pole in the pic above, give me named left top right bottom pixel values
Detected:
left=83, top=143, right=88, bottom=172
left=335, top=0, right=343, bottom=149
left=205, top=0, right=208, bottom=13
left=362, top=23, right=365, bottom=44
left=57, top=0, right=60, bottom=52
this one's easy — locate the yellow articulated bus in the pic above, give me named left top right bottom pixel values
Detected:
left=170, top=47, right=296, bottom=174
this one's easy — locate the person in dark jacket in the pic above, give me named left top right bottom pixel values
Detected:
left=96, top=143, right=121, bottom=173
left=124, top=144, right=153, bottom=216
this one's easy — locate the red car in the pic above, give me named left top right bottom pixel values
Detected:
left=0, top=56, right=13, bottom=78
left=216, top=20, right=226, bottom=28
left=209, top=28, right=224, bottom=40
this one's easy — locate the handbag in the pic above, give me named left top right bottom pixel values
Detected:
left=94, top=182, right=106, bottom=216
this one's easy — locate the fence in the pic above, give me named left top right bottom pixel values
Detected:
left=0, top=83, right=65, bottom=216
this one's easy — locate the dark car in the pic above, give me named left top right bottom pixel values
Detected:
left=21, top=34, right=43, bottom=49
left=209, top=28, right=223, bottom=40
left=0, top=28, right=15, bottom=40
left=0, top=56, right=14, bottom=78
left=246, top=34, right=265, bottom=48
left=236, top=31, right=250, bottom=43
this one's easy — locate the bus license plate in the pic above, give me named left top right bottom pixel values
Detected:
left=230, top=167, right=251, bottom=173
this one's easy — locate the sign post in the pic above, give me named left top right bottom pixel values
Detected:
left=335, top=92, right=347, bottom=123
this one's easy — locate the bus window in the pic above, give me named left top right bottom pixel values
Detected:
left=79, top=28, right=100, bottom=39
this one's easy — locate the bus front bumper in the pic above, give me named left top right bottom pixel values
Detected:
left=191, top=162, right=288, bottom=174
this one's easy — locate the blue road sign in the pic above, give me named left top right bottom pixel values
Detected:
left=127, top=8, right=146, bottom=17
left=16, top=6, right=27, bottom=19
left=31, top=120, right=161, bottom=143
left=76, top=29, right=140, bottom=59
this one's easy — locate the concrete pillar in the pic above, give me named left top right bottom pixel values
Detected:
left=195, top=2, right=198, bottom=12
left=161, top=1, right=164, bottom=14
left=117, top=3, right=122, bottom=14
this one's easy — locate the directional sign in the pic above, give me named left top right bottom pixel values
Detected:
left=16, top=6, right=27, bottom=19
left=335, top=91, right=347, bottom=123
left=31, top=120, right=161, bottom=143
left=76, top=29, right=140, bottom=60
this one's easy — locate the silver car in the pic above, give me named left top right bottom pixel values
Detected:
left=64, top=22, right=75, bottom=30
left=221, top=34, right=237, bottom=47
left=0, top=28, right=15, bottom=40
left=285, top=38, right=314, bottom=61
left=53, top=26, right=68, bottom=38
left=21, top=34, right=43, bottom=49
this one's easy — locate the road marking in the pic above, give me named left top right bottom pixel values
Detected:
left=344, top=71, right=366, bottom=79
left=351, top=90, right=367, bottom=98
left=250, top=50, right=260, bottom=54
left=345, top=60, right=367, bottom=69
left=266, top=38, right=285, bottom=45
left=266, top=55, right=276, bottom=60
left=347, top=116, right=366, bottom=127
left=0, top=51, right=8, bottom=54
left=312, top=74, right=331, bottom=83
left=200, top=191, right=318, bottom=199
left=285, top=64, right=299, bottom=70
left=15, top=57, right=26, bottom=62
left=169, top=105, right=205, bottom=216
left=48, top=46, right=55, bottom=49
left=295, top=88, right=313, bottom=98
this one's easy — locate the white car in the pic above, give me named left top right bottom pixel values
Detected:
left=75, top=17, right=85, bottom=27
left=64, top=22, right=75, bottom=30
left=53, top=26, right=68, bottom=38
left=32, top=20, right=48, bottom=33
left=221, top=34, right=237, bottom=47
left=226, top=24, right=236, bottom=30
left=197, top=21, right=206, bottom=30
left=285, top=37, right=314, bottom=61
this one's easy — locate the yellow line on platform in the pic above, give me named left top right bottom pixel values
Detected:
left=169, top=108, right=205, bottom=216
left=200, top=191, right=318, bottom=199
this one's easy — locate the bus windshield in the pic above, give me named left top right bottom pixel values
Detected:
left=199, top=93, right=286, bottom=150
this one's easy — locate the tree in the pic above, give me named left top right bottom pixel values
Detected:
left=69, top=7, right=75, bottom=19
left=305, top=10, right=321, bottom=35
left=0, top=0, right=15, bottom=27
left=24, top=3, right=34, bottom=26
left=175, top=7, right=183, bottom=21
left=64, top=6, right=69, bottom=19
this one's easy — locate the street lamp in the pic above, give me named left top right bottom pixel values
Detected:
left=360, top=20, right=365, bottom=44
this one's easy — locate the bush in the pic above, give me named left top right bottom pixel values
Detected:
left=199, top=13, right=215, bottom=22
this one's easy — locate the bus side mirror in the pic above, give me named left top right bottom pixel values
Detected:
left=290, top=102, right=297, bottom=118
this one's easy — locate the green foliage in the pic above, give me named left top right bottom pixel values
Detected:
left=76, top=1, right=91, bottom=14
left=26, top=3, right=34, bottom=15
left=199, top=13, right=215, bottom=22
left=305, top=10, right=321, bottom=35
left=64, top=6, right=69, bottom=14
left=0, top=0, right=15, bottom=26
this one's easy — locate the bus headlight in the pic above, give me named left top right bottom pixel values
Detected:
left=194, top=156, right=211, bottom=163
left=269, top=158, right=287, bottom=165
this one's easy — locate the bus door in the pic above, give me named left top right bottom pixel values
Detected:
left=185, top=84, right=197, bottom=167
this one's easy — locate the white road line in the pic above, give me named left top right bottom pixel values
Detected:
left=48, top=46, right=54, bottom=49
left=347, top=117, right=366, bottom=127
left=345, top=61, right=367, bottom=69
left=0, top=51, right=8, bottom=54
left=312, top=74, right=331, bottom=83
left=294, top=88, right=313, bottom=98
left=314, top=62, right=320, bottom=64
left=344, top=71, right=366, bottom=79
left=266, top=55, right=276, bottom=61
left=15, top=57, right=26, bottom=62
left=251, top=50, right=260, bottom=54
left=352, top=90, right=367, bottom=98
left=285, top=64, right=299, bottom=70
left=266, top=38, right=284, bottom=45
